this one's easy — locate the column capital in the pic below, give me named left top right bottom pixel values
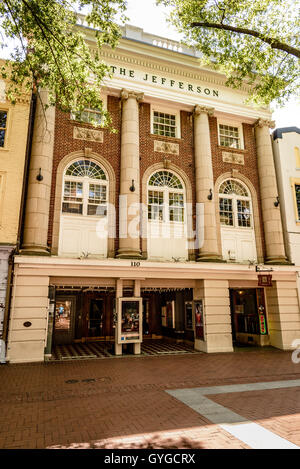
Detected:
left=120, top=89, right=144, bottom=103
left=193, top=105, right=214, bottom=117
left=254, top=118, right=275, bottom=129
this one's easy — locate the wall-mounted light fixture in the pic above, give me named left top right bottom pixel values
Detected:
left=207, top=189, right=213, bottom=200
left=36, top=168, right=43, bottom=182
left=129, top=179, right=135, bottom=192
left=274, top=196, right=280, bottom=207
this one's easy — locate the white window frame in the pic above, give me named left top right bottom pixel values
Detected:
left=70, top=94, right=107, bottom=126
left=150, top=105, right=181, bottom=139
left=219, top=179, right=253, bottom=230
left=217, top=118, right=244, bottom=150
left=62, top=160, right=109, bottom=218
left=147, top=171, right=185, bottom=224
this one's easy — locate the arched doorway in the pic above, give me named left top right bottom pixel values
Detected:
left=147, top=170, right=188, bottom=261
left=58, top=159, right=109, bottom=258
left=219, top=178, right=257, bottom=263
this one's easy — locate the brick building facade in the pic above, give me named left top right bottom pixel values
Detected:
left=4, top=21, right=300, bottom=363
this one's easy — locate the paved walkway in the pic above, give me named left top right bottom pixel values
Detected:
left=0, top=348, right=300, bottom=449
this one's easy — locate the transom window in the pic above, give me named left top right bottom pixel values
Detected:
left=219, top=124, right=241, bottom=149
left=62, top=160, right=108, bottom=217
left=149, top=170, right=183, bottom=189
left=153, top=111, right=177, bottom=138
left=66, top=160, right=106, bottom=179
left=148, top=171, right=185, bottom=222
left=0, top=110, right=8, bottom=147
left=219, top=179, right=252, bottom=228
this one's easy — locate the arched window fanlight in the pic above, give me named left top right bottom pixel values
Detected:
left=219, top=179, right=248, bottom=197
left=219, top=179, right=252, bottom=228
left=65, top=160, right=106, bottom=180
left=148, top=170, right=183, bottom=189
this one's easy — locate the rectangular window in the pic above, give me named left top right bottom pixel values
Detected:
left=71, top=108, right=103, bottom=126
left=148, top=190, right=164, bottom=221
left=88, top=184, right=107, bottom=216
left=0, top=111, right=8, bottom=147
left=169, top=192, right=184, bottom=222
left=219, top=198, right=233, bottom=226
left=295, top=184, right=300, bottom=220
left=62, top=181, right=83, bottom=214
left=237, top=200, right=251, bottom=227
left=153, top=111, right=177, bottom=138
left=219, top=124, right=240, bottom=149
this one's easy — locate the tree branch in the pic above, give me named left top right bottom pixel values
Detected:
left=191, top=22, right=300, bottom=58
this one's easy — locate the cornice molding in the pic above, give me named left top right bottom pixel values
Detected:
left=98, top=48, right=250, bottom=93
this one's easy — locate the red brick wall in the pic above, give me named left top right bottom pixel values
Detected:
left=48, top=96, right=266, bottom=258
left=48, top=96, right=121, bottom=251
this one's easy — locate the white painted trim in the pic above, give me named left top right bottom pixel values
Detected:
left=217, top=117, right=245, bottom=150
left=150, top=104, right=181, bottom=139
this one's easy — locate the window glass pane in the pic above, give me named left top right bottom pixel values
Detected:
left=148, top=190, right=164, bottom=220
left=237, top=200, right=251, bottom=227
left=295, top=185, right=300, bottom=219
left=87, top=204, right=107, bottom=216
left=153, top=111, right=177, bottom=137
left=219, top=197, right=233, bottom=226
left=62, top=202, right=83, bottom=214
left=72, top=108, right=103, bottom=125
left=0, top=129, right=5, bottom=147
left=219, top=124, right=240, bottom=149
left=0, top=111, right=7, bottom=129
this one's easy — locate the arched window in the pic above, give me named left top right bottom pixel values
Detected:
left=219, top=179, right=252, bottom=228
left=62, top=159, right=108, bottom=217
left=147, top=170, right=185, bottom=222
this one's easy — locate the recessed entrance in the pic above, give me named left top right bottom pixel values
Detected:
left=230, top=288, right=269, bottom=347
left=50, top=285, right=195, bottom=358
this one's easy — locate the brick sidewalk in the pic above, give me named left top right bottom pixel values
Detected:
left=0, top=349, right=300, bottom=449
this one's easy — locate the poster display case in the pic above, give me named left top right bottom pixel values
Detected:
left=194, top=299, right=205, bottom=341
left=185, top=301, right=193, bottom=331
left=117, top=297, right=143, bottom=344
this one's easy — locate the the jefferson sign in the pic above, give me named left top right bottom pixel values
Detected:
left=109, top=65, right=220, bottom=98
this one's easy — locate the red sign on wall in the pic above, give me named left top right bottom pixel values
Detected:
left=258, top=274, right=272, bottom=287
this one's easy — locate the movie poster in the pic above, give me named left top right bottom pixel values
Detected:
left=194, top=300, right=204, bottom=340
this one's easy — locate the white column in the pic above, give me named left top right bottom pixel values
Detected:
left=194, top=105, right=222, bottom=262
left=255, top=119, right=288, bottom=264
left=21, top=90, right=55, bottom=254
left=117, top=89, right=143, bottom=259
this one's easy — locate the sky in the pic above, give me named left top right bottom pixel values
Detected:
left=124, top=0, right=300, bottom=129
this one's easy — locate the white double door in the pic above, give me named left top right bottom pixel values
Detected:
left=221, top=226, right=257, bottom=263
left=59, top=215, right=107, bottom=258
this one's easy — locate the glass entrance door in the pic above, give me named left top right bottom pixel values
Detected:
left=54, top=297, right=76, bottom=345
left=230, top=288, right=268, bottom=345
left=88, top=299, right=104, bottom=337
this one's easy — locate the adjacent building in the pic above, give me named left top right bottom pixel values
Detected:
left=272, top=127, right=300, bottom=302
left=4, top=21, right=300, bottom=363
left=0, top=61, right=31, bottom=362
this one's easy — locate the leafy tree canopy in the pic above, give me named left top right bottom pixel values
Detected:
left=157, top=0, right=300, bottom=106
left=0, top=0, right=127, bottom=127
